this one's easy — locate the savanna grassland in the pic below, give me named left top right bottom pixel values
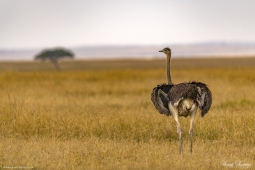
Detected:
left=0, top=58, right=255, bottom=169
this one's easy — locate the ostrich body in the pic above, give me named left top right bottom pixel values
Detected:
left=151, top=48, right=212, bottom=154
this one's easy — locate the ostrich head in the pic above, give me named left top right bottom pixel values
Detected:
left=159, top=47, right=171, bottom=56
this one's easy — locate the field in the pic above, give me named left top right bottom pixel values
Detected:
left=0, top=58, right=255, bottom=169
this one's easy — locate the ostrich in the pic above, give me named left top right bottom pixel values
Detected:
left=151, top=47, right=212, bottom=154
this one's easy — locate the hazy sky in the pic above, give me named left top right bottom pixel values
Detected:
left=1, top=0, right=255, bottom=49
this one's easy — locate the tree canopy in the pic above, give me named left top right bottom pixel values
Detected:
left=35, top=48, right=74, bottom=70
left=35, top=48, right=74, bottom=61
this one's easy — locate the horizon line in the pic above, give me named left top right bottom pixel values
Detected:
left=1, top=41, right=255, bottom=51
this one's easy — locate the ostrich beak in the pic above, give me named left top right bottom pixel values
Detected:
left=159, top=50, right=163, bottom=52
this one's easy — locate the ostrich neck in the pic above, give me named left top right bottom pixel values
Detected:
left=166, top=53, right=172, bottom=84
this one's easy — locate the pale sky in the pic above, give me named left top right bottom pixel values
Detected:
left=1, top=0, right=255, bottom=49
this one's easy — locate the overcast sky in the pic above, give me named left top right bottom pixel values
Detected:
left=1, top=0, right=255, bottom=49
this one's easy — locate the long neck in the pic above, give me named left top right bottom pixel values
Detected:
left=166, top=53, right=172, bottom=84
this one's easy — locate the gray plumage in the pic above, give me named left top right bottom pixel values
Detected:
left=151, top=83, right=173, bottom=116
left=151, top=47, right=212, bottom=154
left=189, top=81, right=212, bottom=117
left=151, top=81, right=212, bottom=117
left=168, top=81, right=212, bottom=117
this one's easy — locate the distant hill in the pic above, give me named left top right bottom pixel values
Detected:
left=0, top=43, right=255, bottom=61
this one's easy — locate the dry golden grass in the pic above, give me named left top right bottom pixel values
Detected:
left=0, top=58, right=254, bottom=169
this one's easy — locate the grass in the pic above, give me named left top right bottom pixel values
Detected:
left=0, top=58, right=255, bottom=169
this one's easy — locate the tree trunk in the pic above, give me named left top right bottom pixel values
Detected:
left=51, top=59, right=60, bottom=71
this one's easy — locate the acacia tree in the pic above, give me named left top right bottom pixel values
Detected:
left=35, top=48, right=74, bottom=70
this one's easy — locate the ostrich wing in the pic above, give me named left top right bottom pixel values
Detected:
left=151, top=83, right=173, bottom=116
left=190, top=81, right=212, bottom=117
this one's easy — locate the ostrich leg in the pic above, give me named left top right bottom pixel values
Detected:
left=169, top=103, right=182, bottom=154
left=189, top=106, right=197, bottom=153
